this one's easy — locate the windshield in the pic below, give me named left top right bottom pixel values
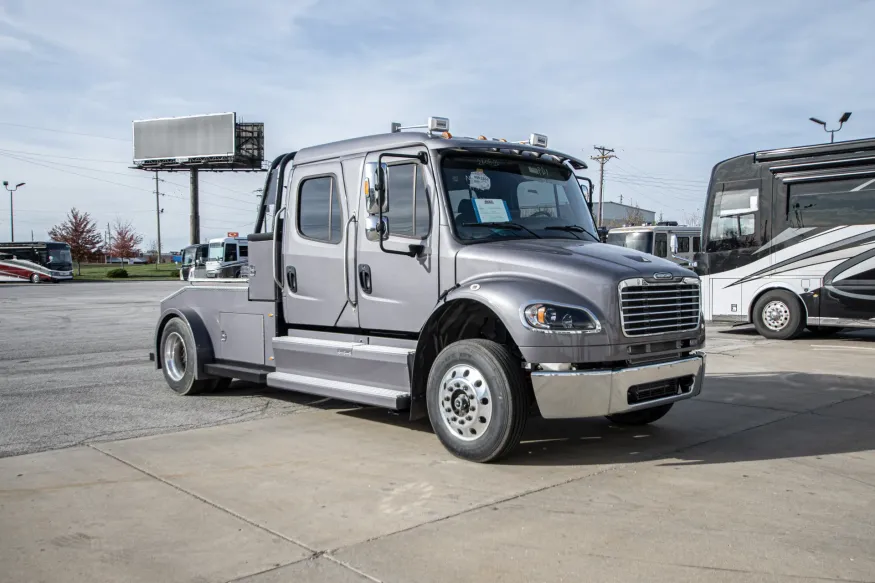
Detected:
left=45, top=245, right=72, bottom=267
left=606, top=232, right=653, bottom=254
left=208, top=242, right=224, bottom=261
left=441, top=154, right=598, bottom=242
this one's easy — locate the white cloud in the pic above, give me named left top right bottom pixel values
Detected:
left=0, top=33, right=31, bottom=52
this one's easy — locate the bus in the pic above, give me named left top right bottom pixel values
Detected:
left=695, top=137, right=875, bottom=339
left=606, top=223, right=701, bottom=267
left=204, top=234, right=248, bottom=278
left=0, top=241, right=74, bottom=283
left=179, top=243, right=208, bottom=281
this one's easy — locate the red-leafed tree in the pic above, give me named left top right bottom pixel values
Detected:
left=110, top=219, right=143, bottom=260
left=48, top=208, right=103, bottom=275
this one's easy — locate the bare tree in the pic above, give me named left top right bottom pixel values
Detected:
left=48, top=208, right=103, bottom=275
left=683, top=208, right=703, bottom=227
left=623, top=201, right=646, bottom=226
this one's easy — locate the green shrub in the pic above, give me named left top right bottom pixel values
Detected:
left=106, top=268, right=129, bottom=279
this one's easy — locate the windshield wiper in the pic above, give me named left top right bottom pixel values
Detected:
left=462, top=222, right=542, bottom=239
left=543, top=225, right=599, bottom=241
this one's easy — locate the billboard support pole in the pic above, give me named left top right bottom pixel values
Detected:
left=154, top=171, right=162, bottom=266
left=190, top=168, right=200, bottom=245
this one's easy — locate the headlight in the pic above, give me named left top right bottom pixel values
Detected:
left=522, top=303, right=601, bottom=333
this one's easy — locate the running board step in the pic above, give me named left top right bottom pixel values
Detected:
left=204, top=362, right=272, bottom=383
left=267, top=372, right=410, bottom=410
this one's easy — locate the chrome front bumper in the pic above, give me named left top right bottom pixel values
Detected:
left=531, top=352, right=705, bottom=419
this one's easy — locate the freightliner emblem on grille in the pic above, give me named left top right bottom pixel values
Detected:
left=653, top=272, right=673, bottom=280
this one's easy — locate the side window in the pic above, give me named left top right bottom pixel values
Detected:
left=386, top=164, right=430, bottom=239
left=707, top=185, right=760, bottom=251
left=654, top=233, right=668, bottom=257
left=298, top=176, right=342, bottom=243
left=224, top=244, right=237, bottom=262
left=239, top=245, right=248, bottom=258
left=788, top=175, right=875, bottom=228
left=693, top=236, right=701, bottom=252
left=677, top=236, right=690, bottom=253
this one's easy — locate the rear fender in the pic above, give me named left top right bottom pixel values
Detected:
left=153, top=308, right=215, bottom=380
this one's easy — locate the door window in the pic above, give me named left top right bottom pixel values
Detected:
left=224, top=244, right=237, bottom=262
left=707, top=186, right=760, bottom=251
left=298, top=176, right=342, bottom=243
left=677, top=236, right=690, bottom=253
left=385, top=164, right=430, bottom=238
left=654, top=233, right=668, bottom=257
left=693, top=236, right=701, bottom=252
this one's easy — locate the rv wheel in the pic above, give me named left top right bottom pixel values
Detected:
left=426, top=339, right=528, bottom=463
left=752, top=289, right=806, bottom=340
left=30, top=273, right=41, bottom=283
left=160, top=318, right=218, bottom=395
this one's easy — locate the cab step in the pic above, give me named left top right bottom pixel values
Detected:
left=266, top=372, right=410, bottom=410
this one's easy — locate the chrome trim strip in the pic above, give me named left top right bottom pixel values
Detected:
left=808, top=317, right=875, bottom=329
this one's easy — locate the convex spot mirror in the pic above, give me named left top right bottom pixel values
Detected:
left=364, top=215, right=389, bottom=242
left=364, top=162, right=389, bottom=215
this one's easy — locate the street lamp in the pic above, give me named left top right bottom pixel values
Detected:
left=2, top=181, right=26, bottom=241
left=809, top=112, right=852, bottom=143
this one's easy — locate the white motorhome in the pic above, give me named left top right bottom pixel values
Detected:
left=606, top=223, right=701, bottom=267
left=204, top=234, right=248, bottom=278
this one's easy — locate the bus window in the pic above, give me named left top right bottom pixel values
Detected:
left=788, top=176, right=875, bottom=228
left=693, top=236, right=701, bottom=252
left=239, top=245, right=248, bottom=258
left=654, top=233, right=667, bottom=257
left=224, top=244, right=237, bottom=262
left=677, top=236, right=690, bottom=253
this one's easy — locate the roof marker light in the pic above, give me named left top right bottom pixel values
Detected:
left=529, top=133, right=548, bottom=148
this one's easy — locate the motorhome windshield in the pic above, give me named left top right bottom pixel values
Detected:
left=441, top=154, right=598, bottom=242
left=606, top=231, right=653, bottom=254
left=208, top=242, right=224, bottom=261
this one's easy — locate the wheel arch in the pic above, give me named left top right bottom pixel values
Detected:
left=153, top=308, right=215, bottom=379
left=409, top=297, right=524, bottom=421
left=748, top=283, right=810, bottom=324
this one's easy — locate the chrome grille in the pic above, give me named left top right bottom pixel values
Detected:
left=619, top=279, right=700, bottom=337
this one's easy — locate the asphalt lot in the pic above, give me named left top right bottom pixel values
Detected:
left=1, top=282, right=874, bottom=582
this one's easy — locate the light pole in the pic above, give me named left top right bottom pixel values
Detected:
left=810, top=112, right=852, bottom=143
left=2, top=181, right=25, bottom=241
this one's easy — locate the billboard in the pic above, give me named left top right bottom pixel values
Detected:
left=133, top=112, right=237, bottom=163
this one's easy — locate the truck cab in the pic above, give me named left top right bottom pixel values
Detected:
left=153, top=117, right=706, bottom=463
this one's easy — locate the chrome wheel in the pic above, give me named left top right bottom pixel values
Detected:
left=439, top=364, right=493, bottom=442
left=762, top=300, right=790, bottom=331
left=30, top=273, right=41, bottom=283
left=163, top=331, right=187, bottom=382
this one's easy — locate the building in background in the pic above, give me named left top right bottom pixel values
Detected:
left=600, top=201, right=657, bottom=227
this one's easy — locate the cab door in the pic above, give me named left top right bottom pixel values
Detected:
left=282, top=161, right=356, bottom=328
left=356, top=148, right=439, bottom=333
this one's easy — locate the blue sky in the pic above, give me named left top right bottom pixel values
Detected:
left=1, top=0, right=873, bottom=252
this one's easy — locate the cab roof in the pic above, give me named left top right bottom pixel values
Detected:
left=292, top=132, right=589, bottom=170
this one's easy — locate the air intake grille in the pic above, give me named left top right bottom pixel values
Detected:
left=620, top=280, right=700, bottom=336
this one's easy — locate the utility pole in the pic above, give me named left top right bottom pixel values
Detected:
left=590, top=146, right=617, bottom=228
left=3, top=181, right=25, bottom=241
left=154, top=171, right=163, bottom=266
left=190, top=168, right=200, bottom=245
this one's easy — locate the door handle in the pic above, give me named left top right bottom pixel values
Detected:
left=358, top=264, right=372, bottom=294
left=286, top=266, right=297, bottom=293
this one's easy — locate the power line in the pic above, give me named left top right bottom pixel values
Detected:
left=0, top=122, right=128, bottom=141
left=0, top=148, right=129, bottom=164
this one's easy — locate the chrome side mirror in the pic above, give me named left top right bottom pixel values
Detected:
left=365, top=215, right=388, bottom=242
left=364, top=162, right=389, bottom=215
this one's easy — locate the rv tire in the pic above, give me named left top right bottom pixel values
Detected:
left=30, top=273, right=41, bottom=283
left=426, top=339, right=528, bottom=463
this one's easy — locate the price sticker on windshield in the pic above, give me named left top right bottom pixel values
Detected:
left=469, top=170, right=491, bottom=191
left=473, top=198, right=511, bottom=223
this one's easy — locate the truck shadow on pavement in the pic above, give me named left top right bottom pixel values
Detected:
left=331, top=371, right=874, bottom=467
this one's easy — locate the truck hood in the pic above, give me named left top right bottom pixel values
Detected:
left=455, top=239, right=693, bottom=285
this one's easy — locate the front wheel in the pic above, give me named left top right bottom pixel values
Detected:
left=160, top=318, right=218, bottom=395
left=607, top=403, right=673, bottom=426
left=30, top=273, right=41, bottom=284
left=426, top=339, right=528, bottom=463
left=752, top=290, right=806, bottom=340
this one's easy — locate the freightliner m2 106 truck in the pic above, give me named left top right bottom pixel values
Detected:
left=152, top=117, right=706, bottom=462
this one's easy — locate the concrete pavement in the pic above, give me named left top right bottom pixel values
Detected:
left=2, top=332, right=875, bottom=582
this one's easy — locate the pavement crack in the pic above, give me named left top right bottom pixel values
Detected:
left=89, top=444, right=319, bottom=555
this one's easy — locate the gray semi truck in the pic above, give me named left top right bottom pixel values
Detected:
left=152, top=117, right=706, bottom=462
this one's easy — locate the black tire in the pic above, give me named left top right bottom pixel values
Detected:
left=607, top=403, right=673, bottom=426
left=752, top=289, right=806, bottom=340
left=426, top=339, right=528, bottom=463
left=30, top=273, right=41, bottom=283
left=808, top=325, right=842, bottom=337
left=159, top=318, right=217, bottom=395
